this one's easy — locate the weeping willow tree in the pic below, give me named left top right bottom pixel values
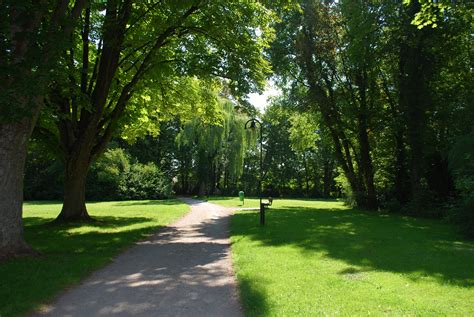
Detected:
left=176, top=99, right=254, bottom=195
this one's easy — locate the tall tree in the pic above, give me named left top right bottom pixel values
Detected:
left=36, top=0, right=274, bottom=221
left=0, top=0, right=86, bottom=258
left=397, top=0, right=435, bottom=210
left=176, top=100, right=250, bottom=196
left=270, top=0, right=380, bottom=208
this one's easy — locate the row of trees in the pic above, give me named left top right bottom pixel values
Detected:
left=26, top=97, right=256, bottom=200
left=25, top=97, right=341, bottom=201
left=267, top=0, right=473, bottom=231
left=1, top=0, right=472, bottom=258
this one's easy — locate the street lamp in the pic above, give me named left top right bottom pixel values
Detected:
left=245, top=118, right=265, bottom=225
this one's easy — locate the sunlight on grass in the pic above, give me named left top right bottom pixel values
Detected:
left=0, top=200, right=189, bottom=317
left=210, top=197, right=474, bottom=316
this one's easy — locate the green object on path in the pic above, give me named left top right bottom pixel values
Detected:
left=239, top=191, right=245, bottom=205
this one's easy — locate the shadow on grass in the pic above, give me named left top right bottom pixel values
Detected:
left=238, top=276, right=270, bottom=317
left=112, top=199, right=183, bottom=207
left=24, top=201, right=64, bottom=206
left=24, top=216, right=153, bottom=230
left=232, top=207, right=474, bottom=288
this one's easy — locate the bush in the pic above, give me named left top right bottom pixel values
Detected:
left=120, top=162, right=173, bottom=200
left=87, top=148, right=130, bottom=200
left=87, top=148, right=173, bottom=201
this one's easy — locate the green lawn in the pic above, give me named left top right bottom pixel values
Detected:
left=0, top=200, right=189, bottom=317
left=211, top=197, right=474, bottom=316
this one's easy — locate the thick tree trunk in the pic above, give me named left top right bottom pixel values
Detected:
left=398, top=0, right=432, bottom=212
left=0, top=119, right=37, bottom=259
left=56, top=155, right=92, bottom=222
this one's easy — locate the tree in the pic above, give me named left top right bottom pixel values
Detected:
left=35, top=0, right=274, bottom=221
left=0, top=0, right=86, bottom=258
left=270, top=0, right=381, bottom=208
left=176, top=99, right=251, bottom=196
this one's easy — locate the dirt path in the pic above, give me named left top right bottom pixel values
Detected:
left=35, top=198, right=243, bottom=317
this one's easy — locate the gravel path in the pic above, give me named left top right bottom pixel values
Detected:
left=35, top=198, right=243, bottom=317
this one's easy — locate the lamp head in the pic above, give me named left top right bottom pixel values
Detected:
left=249, top=120, right=257, bottom=129
left=245, top=118, right=259, bottom=130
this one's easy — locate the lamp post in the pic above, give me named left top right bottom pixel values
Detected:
left=245, top=118, right=265, bottom=225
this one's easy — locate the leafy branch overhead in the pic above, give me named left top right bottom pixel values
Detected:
left=31, top=0, right=279, bottom=221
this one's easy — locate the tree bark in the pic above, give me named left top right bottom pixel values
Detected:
left=357, top=111, right=378, bottom=209
left=323, top=160, right=332, bottom=198
left=0, top=118, right=37, bottom=259
left=399, top=0, right=432, bottom=212
left=394, top=123, right=409, bottom=203
left=56, top=154, right=92, bottom=221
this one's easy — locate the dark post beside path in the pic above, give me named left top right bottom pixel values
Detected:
left=245, top=118, right=271, bottom=226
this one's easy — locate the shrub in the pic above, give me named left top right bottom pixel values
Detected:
left=87, top=148, right=130, bottom=200
left=120, top=162, right=173, bottom=200
left=87, top=148, right=173, bottom=201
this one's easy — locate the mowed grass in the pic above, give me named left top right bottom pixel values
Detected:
left=0, top=200, right=189, bottom=317
left=210, top=197, right=474, bottom=316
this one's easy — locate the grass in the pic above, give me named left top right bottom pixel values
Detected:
left=210, top=197, right=474, bottom=316
left=0, top=200, right=189, bottom=317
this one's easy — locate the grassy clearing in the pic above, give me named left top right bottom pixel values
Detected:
left=0, top=200, right=189, bottom=317
left=210, top=197, right=474, bottom=316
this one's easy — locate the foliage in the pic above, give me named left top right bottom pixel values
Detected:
left=24, top=142, right=64, bottom=201
left=89, top=148, right=173, bottom=200
left=0, top=200, right=189, bottom=317
left=87, top=148, right=130, bottom=200
left=24, top=146, right=173, bottom=201
left=403, top=0, right=471, bottom=30
left=176, top=99, right=252, bottom=195
left=0, top=0, right=86, bottom=122
left=448, top=132, right=474, bottom=238
left=267, top=0, right=472, bottom=215
left=259, top=102, right=338, bottom=198
left=29, top=0, right=281, bottom=220
left=120, top=162, right=173, bottom=200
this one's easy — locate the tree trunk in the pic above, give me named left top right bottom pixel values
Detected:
left=302, top=153, right=311, bottom=197
left=198, top=181, right=206, bottom=197
left=0, top=119, right=37, bottom=259
left=323, top=160, right=332, bottom=198
left=398, top=0, right=432, bottom=212
left=56, top=155, right=92, bottom=222
left=358, top=116, right=378, bottom=209
left=356, top=72, right=378, bottom=210
left=394, top=124, right=409, bottom=203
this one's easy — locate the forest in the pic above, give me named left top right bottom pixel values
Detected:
left=0, top=0, right=473, bottom=260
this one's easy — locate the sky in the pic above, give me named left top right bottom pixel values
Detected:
left=247, top=82, right=281, bottom=112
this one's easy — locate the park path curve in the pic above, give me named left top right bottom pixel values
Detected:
left=35, top=197, right=243, bottom=317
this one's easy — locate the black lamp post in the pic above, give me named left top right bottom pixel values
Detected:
left=245, top=118, right=265, bottom=225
